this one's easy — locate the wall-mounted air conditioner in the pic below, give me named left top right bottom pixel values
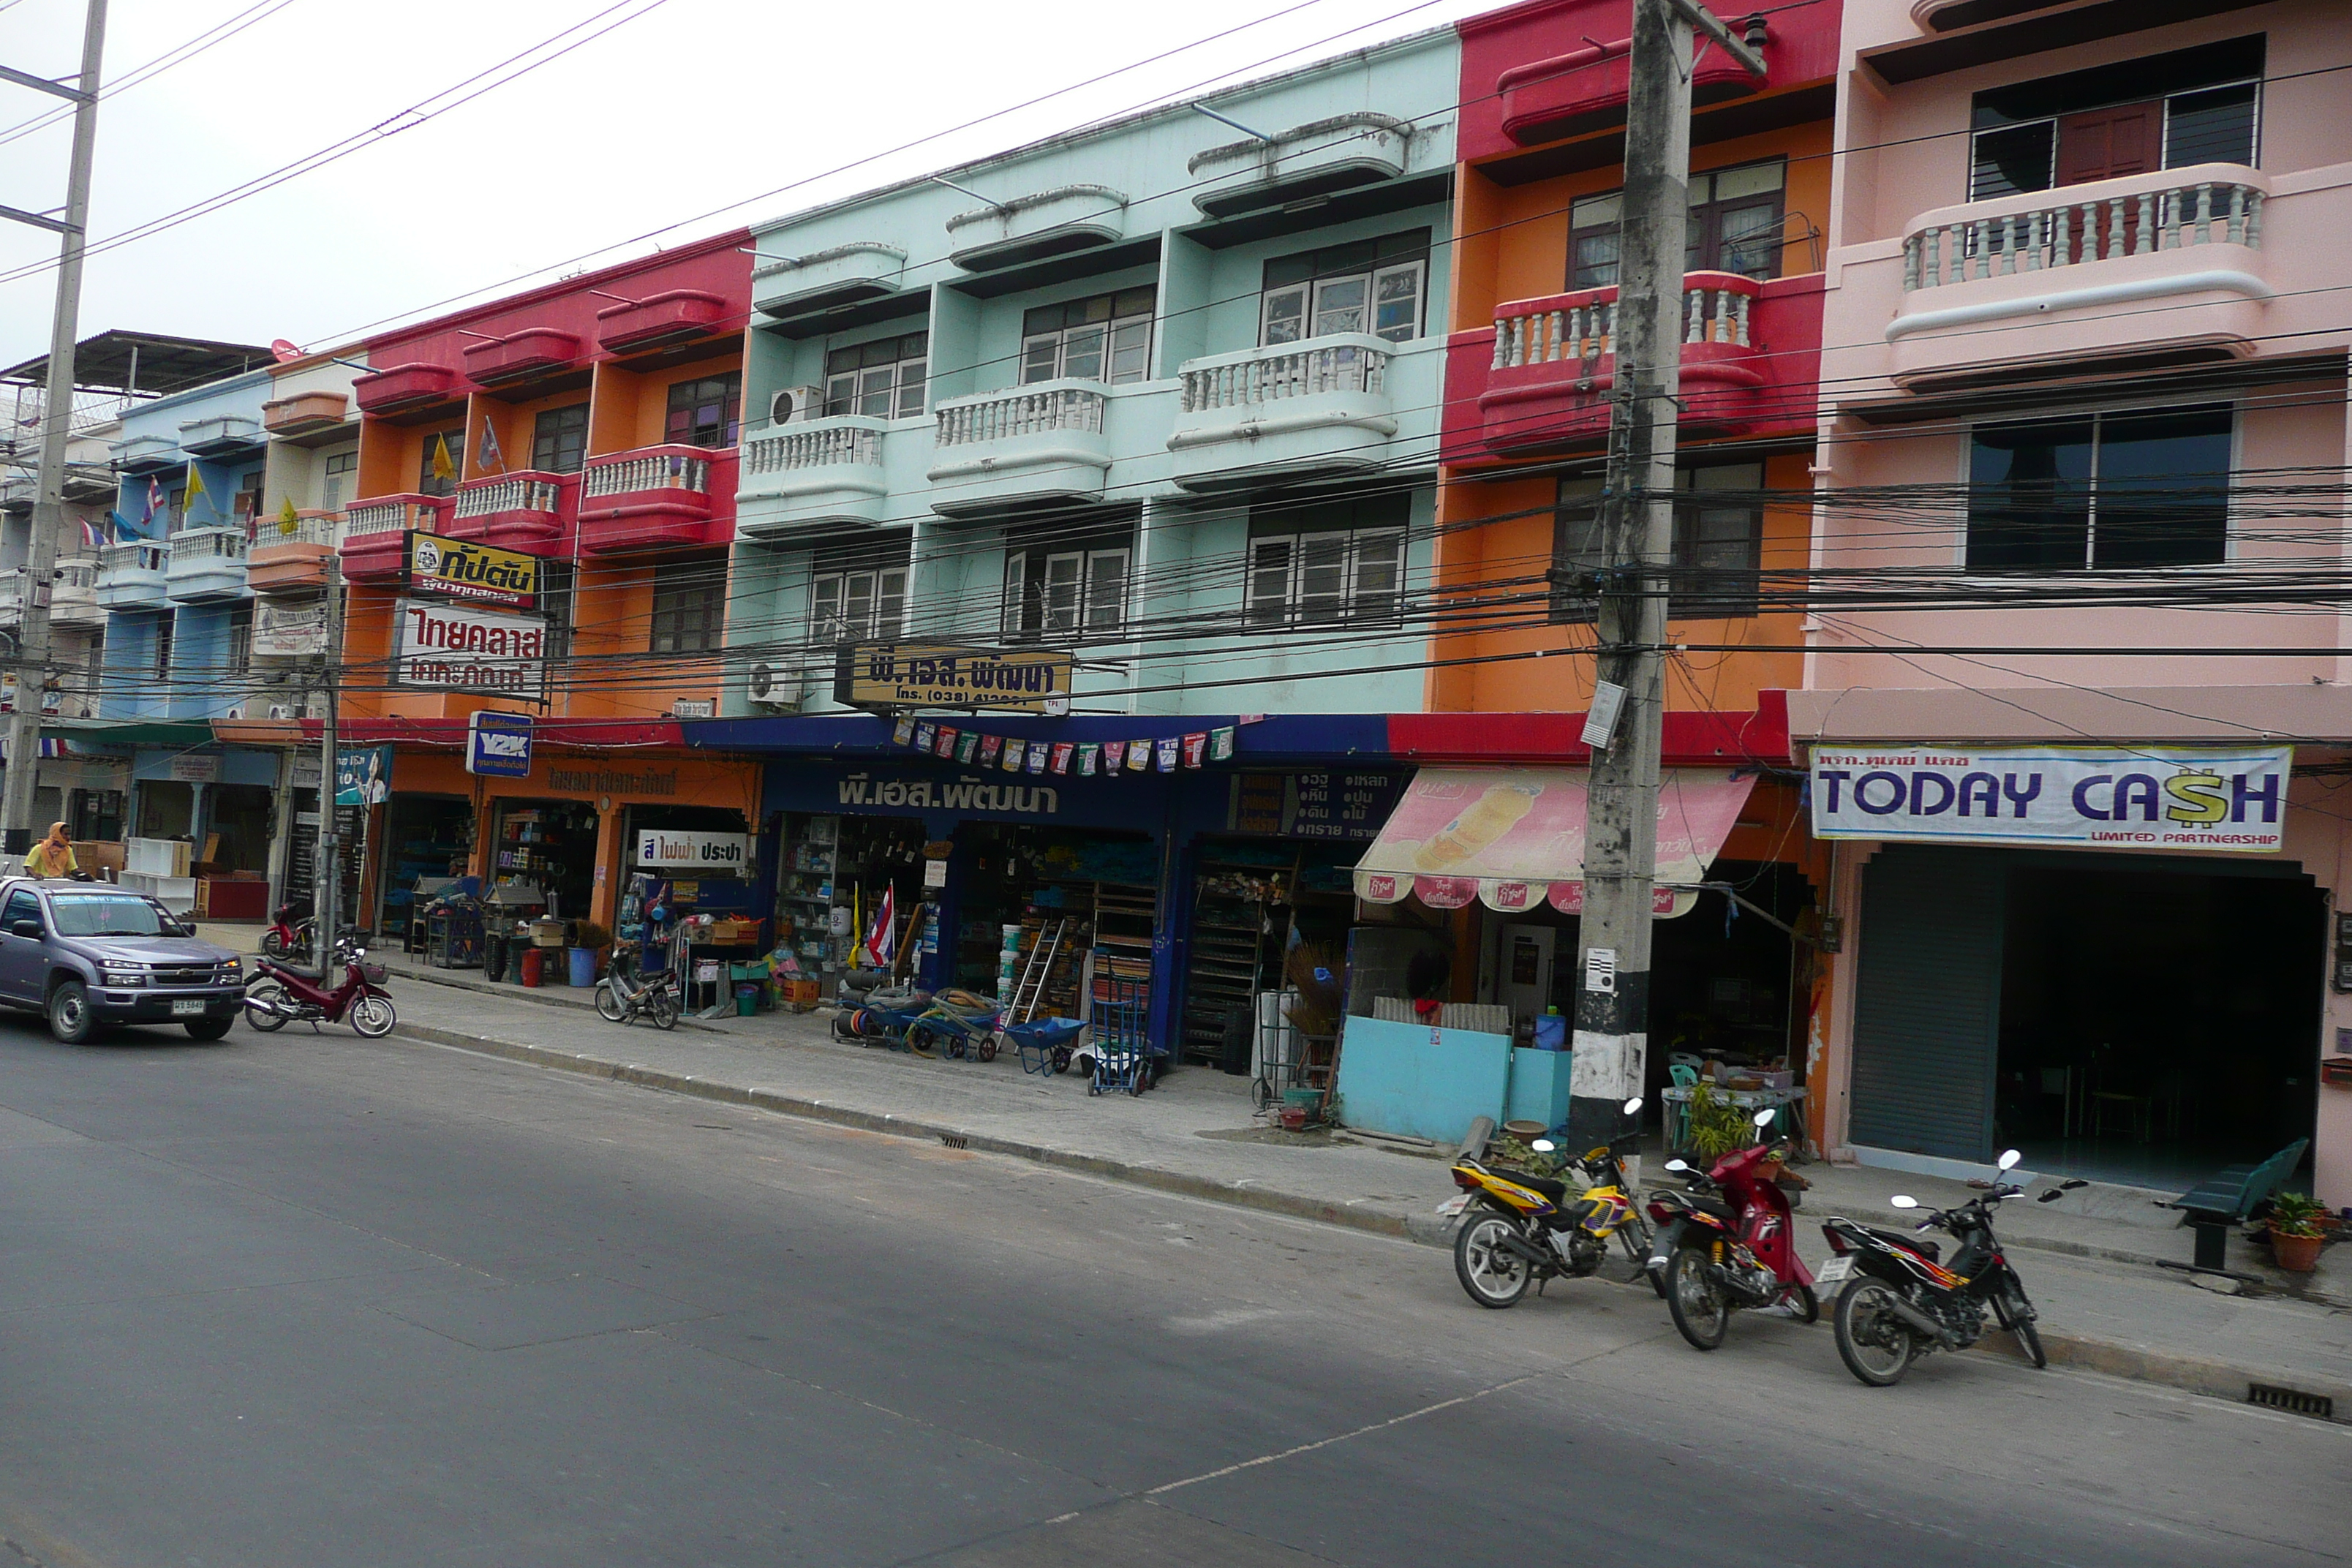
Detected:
left=769, top=385, right=826, bottom=425
left=267, top=704, right=295, bottom=720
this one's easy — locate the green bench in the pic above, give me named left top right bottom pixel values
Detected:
left=2166, top=1138, right=2310, bottom=1270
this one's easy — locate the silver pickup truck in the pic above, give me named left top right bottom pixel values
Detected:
left=0, top=877, right=244, bottom=1042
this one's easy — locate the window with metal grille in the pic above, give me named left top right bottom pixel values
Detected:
left=649, top=555, right=726, bottom=653
left=825, top=333, right=928, bottom=418
left=1570, top=160, right=1786, bottom=290
left=1259, top=229, right=1428, bottom=346
left=1967, top=38, right=2262, bottom=200
left=1020, top=287, right=1156, bottom=385
left=1553, top=462, right=1766, bottom=621
left=417, top=429, right=464, bottom=497
left=810, top=561, right=908, bottom=643
left=530, top=404, right=589, bottom=473
left=1001, top=532, right=1130, bottom=641
left=1243, top=491, right=1409, bottom=628
left=664, top=374, right=742, bottom=448
left=538, top=558, right=574, bottom=663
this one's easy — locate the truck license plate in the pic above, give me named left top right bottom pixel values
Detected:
left=171, top=999, right=206, bottom=1017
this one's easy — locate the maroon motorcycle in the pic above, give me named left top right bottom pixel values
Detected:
left=1646, top=1108, right=1816, bottom=1349
left=244, top=936, right=396, bottom=1036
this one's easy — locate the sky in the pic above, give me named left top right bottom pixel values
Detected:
left=0, top=0, right=1491, bottom=376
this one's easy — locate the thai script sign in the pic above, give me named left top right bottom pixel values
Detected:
left=635, top=829, right=753, bottom=869
left=466, top=710, right=533, bottom=778
left=252, top=598, right=329, bottom=657
left=547, top=767, right=677, bottom=796
left=393, top=598, right=547, bottom=699
left=835, top=641, right=1074, bottom=715
left=1809, top=745, right=2293, bottom=853
left=336, top=745, right=393, bottom=807
left=404, top=532, right=538, bottom=609
left=836, top=774, right=1060, bottom=818
left=1229, top=770, right=1410, bottom=840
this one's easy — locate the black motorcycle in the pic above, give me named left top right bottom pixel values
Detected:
left=1817, top=1148, right=2087, bottom=1387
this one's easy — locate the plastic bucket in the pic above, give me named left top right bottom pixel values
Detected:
left=735, top=984, right=759, bottom=1017
left=519, top=947, right=542, bottom=987
left=568, top=946, right=596, bottom=987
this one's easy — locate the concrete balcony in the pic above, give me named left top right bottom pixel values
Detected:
left=577, top=445, right=734, bottom=554
left=51, top=557, right=102, bottom=629
left=1886, top=165, right=2272, bottom=388
left=352, top=362, right=461, bottom=415
left=927, top=382, right=1110, bottom=518
left=1188, top=114, right=1409, bottom=218
left=753, top=243, right=909, bottom=322
left=593, top=291, right=727, bottom=355
left=260, top=389, right=348, bottom=437
left=165, top=526, right=251, bottom=603
left=736, top=418, right=891, bottom=542
left=341, top=494, right=451, bottom=582
left=459, top=328, right=580, bottom=388
left=109, top=431, right=179, bottom=472
left=95, top=542, right=169, bottom=610
left=946, top=186, right=1128, bottom=272
left=176, top=413, right=264, bottom=459
left=1168, top=334, right=1398, bottom=491
left=451, top=471, right=575, bottom=553
left=249, top=510, right=341, bottom=597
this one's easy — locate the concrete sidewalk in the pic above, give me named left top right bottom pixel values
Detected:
left=351, top=954, right=2352, bottom=1418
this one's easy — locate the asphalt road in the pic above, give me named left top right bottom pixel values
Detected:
left=0, top=1011, right=2340, bottom=1568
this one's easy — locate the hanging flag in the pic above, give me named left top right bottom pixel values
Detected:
left=863, top=884, right=897, bottom=968
left=142, top=476, right=162, bottom=527
left=935, top=725, right=959, bottom=759
left=276, top=497, right=301, bottom=537
left=1130, top=739, right=1153, bottom=772
left=1209, top=725, right=1237, bottom=762
left=976, top=734, right=1002, bottom=766
left=429, top=434, right=456, bottom=483
left=106, top=510, right=135, bottom=543
left=1077, top=743, right=1100, bottom=776
left=1000, top=739, right=1026, bottom=772
left=954, top=730, right=979, bottom=764
left=78, top=518, right=100, bottom=549
left=892, top=715, right=916, bottom=746
left=1102, top=741, right=1126, bottom=773
left=1050, top=742, right=1074, bottom=774
left=183, top=462, right=208, bottom=521
left=913, top=721, right=937, bottom=752
left=476, top=420, right=504, bottom=475
left=1156, top=737, right=1180, bottom=772
left=1026, top=745, right=1047, bottom=776
left=1182, top=733, right=1207, bottom=769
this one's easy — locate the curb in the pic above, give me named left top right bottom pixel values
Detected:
left=389, top=965, right=734, bottom=1034
left=386, top=1019, right=2352, bottom=1423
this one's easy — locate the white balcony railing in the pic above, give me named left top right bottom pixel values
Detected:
left=344, top=499, right=424, bottom=537
left=741, top=422, right=883, bottom=476
left=1180, top=341, right=1390, bottom=412
left=1904, top=178, right=2265, bottom=292
left=170, top=526, right=249, bottom=566
left=55, top=558, right=97, bottom=594
left=453, top=475, right=563, bottom=518
left=1493, top=277, right=1755, bottom=369
left=254, top=510, right=342, bottom=549
left=935, top=385, right=1107, bottom=448
left=582, top=448, right=711, bottom=499
left=99, top=542, right=166, bottom=576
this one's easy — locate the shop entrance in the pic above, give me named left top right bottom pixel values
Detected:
left=207, top=783, right=275, bottom=872
left=1996, top=862, right=2322, bottom=1189
left=490, top=798, right=599, bottom=919
left=138, top=780, right=193, bottom=840
left=379, top=794, right=473, bottom=938
left=954, top=824, right=1158, bottom=1017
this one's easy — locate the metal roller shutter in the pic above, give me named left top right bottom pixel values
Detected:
left=1848, top=845, right=2003, bottom=1161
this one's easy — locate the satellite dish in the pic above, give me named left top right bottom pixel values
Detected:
left=268, top=339, right=304, bottom=363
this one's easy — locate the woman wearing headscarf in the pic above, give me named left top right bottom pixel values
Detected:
left=23, top=822, right=75, bottom=880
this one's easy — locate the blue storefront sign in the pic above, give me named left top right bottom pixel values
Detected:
left=466, top=710, right=535, bottom=779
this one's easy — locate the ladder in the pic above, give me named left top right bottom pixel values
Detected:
left=1006, top=917, right=1068, bottom=1024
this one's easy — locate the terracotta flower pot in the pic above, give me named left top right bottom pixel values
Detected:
left=2272, top=1229, right=2324, bottom=1273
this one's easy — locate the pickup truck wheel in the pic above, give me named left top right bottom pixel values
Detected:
left=47, top=980, right=94, bottom=1044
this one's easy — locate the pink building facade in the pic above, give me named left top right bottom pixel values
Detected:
left=1796, top=0, right=2352, bottom=1205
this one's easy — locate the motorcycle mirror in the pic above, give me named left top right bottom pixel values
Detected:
left=1889, top=1195, right=1921, bottom=1209
left=1997, top=1148, right=2023, bottom=1171
left=1622, top=1096, right=1643, bottom=1115
left=1752, top=1109, right=1777, bottom=1128
left=1529, top=1139, right=1555, bottom=1153
left=1663, top=1158, right=1689, bottom=1173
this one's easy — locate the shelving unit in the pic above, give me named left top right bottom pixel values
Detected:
left=1183, top=888, right=1269, bottom=1062
left=1091, top=881, right=1156, bottom=1017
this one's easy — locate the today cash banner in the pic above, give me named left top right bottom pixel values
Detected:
left=1809, top=745, right=2293, bottom=853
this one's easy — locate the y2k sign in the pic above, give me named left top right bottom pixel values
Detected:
left=1809, top=745, right=2293, bottom=853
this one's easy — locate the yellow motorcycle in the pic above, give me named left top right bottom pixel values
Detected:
left=1439, top=1097, right=1655, bottom=1308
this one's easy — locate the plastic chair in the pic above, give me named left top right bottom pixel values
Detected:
left=1669, top=1063, right=1699, bottom=1088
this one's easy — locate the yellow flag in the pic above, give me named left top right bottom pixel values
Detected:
left=429, top=434, right=456, bottom=482
left=277, top=496, right=300, bottom=536
left=183, top=462, right=207, bottom=509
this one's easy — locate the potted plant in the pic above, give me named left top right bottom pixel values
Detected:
left=2266, top=1190, right=2328, bottom=1273
left=1682, top=1082, right=1755, bottom=1163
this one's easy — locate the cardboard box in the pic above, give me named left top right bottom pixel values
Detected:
left=783, top=979, right=821, bottom=1006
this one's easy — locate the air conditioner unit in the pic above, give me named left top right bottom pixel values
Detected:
left=747, top=662, right=799, bottom=709
left=267, top=704, right=295, bottom=720
left=222, top=701, right=246, bottom=720
left=769, top=385, right=826, bottom=425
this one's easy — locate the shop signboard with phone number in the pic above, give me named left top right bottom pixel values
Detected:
left=834, top=642, right=1073, bottom=715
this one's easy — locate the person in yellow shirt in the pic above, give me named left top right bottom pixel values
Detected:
left=23, top=822, right=76, bottom=879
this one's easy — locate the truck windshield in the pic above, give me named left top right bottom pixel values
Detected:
left=49, top=895, right=173, bottom=938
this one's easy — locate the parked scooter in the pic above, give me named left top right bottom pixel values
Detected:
left=1441, top=1096, right=1654, bottom=1308
left=244, top=935, right=396, bottom=1036
left=595, top=940, right=680, bottom=1030
left=261, top=903, right=315, bottom=964
left=1648, top=1108, right=1816, bottom=1349
left=1818, top=1149, right=2088, bottom=1387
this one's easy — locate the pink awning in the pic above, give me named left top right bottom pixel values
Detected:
left=1352, top=766, right=1757, bottom=918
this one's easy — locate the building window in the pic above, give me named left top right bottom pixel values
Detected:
left=417, top=429, right=463, bottom=497
left=320, top=449, right=358, bottom=512
left=825, top=333, right=927, bottom=418
left=151, top=614, right=173, bottom=681
left=1966, top=405, right=2231, bottom=573
left=649, top=555, right=726, bottom=653
left=1968, top=38, right=2262, bottom=200
left=1020, top=287, right=1156, bottom=385
left=530, top=404, right=589, bottom=473
left=1570, top=160, right=1786, bottom=291
left=1261, top=230, right=1429, bottom=346
left=539, top=559, right=573, bottom=664
left=665, top=374, right=742, bottom=449
left=227, top=605, right=252, bottom=676
left=1243, top=492, right=1409, bottom=628
left=166, top=486, right=187, bottom=530
left=1553, top=463, right=1766, bottom=620
left=810, top=561, right=908, bottom=643
left=1001, top=533, right=1129, bottom=641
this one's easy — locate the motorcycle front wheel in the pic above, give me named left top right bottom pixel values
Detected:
left=243, top=978, right=291, bottom=1033
left=1992, top=1278, right=2046, bottom=1369
left=1834, top=1279, right=1918, bottom=1387
left=1452, top=1211, right=1534, bottom=1308
left=350, top=995, right=396, bottom=1039
left=594, top=981, right=627, bottom=1023
left=1666, top=1245, right=1730, bottom=1349
left=1782, top=1283, right=1820, bottom=1324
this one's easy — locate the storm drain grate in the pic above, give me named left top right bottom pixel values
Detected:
left=940, top=1134, right=969, bottom=1150
left=2247, top=1383, right=2334, bottom=1420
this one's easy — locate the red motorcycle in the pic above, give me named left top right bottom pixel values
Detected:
left=244, top=937, right=396, bottom=1037
left=1646, top=1108, right=1816, bottom=1349
left=262, top=903, right=315, bottom=964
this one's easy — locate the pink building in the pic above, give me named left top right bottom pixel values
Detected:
left=1795, top=0, right=2352, bottom=1207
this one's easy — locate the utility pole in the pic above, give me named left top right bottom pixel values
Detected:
left=316, top=559, right=343, bottom=968
left=0, top=0, right=108, bottom=856
left=1568, top=0, right=1765, bottom=1149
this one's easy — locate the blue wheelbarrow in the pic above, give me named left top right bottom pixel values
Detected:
left=1004, top=1015, right=1084, bottom=1076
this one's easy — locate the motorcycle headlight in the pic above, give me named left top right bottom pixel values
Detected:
left=100, top=966, right=146, bottom=987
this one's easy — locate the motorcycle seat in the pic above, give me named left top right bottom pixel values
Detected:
left=1863, top=1226, right=1940, bottom=1262
left=1684, top=1194, right=1736, bottom=1222
left=1496, top=1171, right=1569, bottom=1203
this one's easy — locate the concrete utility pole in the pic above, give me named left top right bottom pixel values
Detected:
left=0, top=0, right=108, bottom=855
left=1567, top=0, right=1765, bottom=1147
left=316, top=559, right=344, bottom=963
